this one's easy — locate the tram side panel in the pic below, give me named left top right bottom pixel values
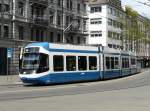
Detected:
left=130, top=57, right=138, bottom=74
left=121, top=55, right=131, bottom=76
left=48, top=52, right=102, bottom=84
left=103, top=54, right=121, bottom=79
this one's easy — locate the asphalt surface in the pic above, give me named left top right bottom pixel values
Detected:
left=0, top=69, right=150, bottom=111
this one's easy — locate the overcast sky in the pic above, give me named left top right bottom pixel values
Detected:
left=121, top=0, right=150, bottom=18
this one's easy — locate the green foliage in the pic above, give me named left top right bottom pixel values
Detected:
left=121, top=5, right=150, bottom=52
left=125, top=6, right=138, bottom=18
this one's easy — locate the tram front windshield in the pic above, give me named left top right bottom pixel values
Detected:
left=20, top=53, right=49, bottom=74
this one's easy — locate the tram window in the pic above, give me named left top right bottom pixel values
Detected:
left=37, top=54, right=49, bottom=73
left=115, top=57, right=119, bottom=69
left=111, top=57, right=114, bottom=69
left=106, top=57, right=110, bottom=70
left=66, top=56, right=76, bottom=71
left=126, top=58, right=129, bottom=68
left=78, top=56, right=87, bottom=71
left=89, top=56, right=97, bottom=70
left=131, top=58, right=136, bottom=65
left=53, top=55, right=64, bottom=71
left=122, top=58, right=125, bottom=68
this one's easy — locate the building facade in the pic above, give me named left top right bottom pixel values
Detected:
left=86, top=0, right=150, bottom=68
left=0, top=0, right=88, bottom=75
left=86, top=0, right=124, bottom=50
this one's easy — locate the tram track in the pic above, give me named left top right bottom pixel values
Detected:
left=0, top=70, right=150, bottom=102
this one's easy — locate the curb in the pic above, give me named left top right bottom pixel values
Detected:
left=0, top=82, right=23, bottom=86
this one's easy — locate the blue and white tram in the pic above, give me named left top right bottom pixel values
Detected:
left=19, top=42, right=102, bottom=84
left=19, top=42, right=141, bottom=85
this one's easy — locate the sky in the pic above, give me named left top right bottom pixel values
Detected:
left=121, top=0, right=150, bottom=18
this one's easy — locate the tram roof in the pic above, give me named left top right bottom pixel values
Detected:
left=103, top=47, right=121, bottom=54
left=26, top=42, right=101, bottom=54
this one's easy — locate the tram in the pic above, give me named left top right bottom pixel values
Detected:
left=19, top=42, right=141, bottom=85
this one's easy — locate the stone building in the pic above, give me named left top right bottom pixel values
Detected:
left=0, top=0, right=88, bottom=75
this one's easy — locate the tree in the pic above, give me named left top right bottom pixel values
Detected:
left=122, top=6, right=148, bottom=54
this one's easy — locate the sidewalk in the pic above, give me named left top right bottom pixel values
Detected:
left=0, top=75, right=22, bottom=86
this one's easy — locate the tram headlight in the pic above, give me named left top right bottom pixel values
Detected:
left=33, top=70, right=36, bottom=74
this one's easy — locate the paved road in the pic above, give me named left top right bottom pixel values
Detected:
left=0, top=69, right=150, bottom=111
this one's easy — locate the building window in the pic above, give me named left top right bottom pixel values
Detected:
left=18, top=2, right=24, bottom=16
left=49, top=10, right=54, bottom=24
left=90, top=31, right=102, bottom=37
left=50, top=0, right=54, bottom=3
left=40, top=30, right=44, bottom=42
left=78, top=56, right=87, bottom=71
left=0, top=25, right=1, bottom=37
left=0, top=4, right=1, bottom=12
left=53, top=55, right=64, bottom=71
left=50, top=32, right=54, bottom=42
left=18, top=26, right=24, bottom=40
left=77, top=37, right=80, bottom=44
left=0, top=4, right=10, bottom=12
left=90, top=18, right=102, bottom=24
left=36, top=29, right=40, bottom=41
left=66, top=0, right=72, bottom=10
left=108, top=7, right=113, bottom=14
left=84, top=4, right=86, bottom=12
left=4, top=26, right=9, bottom=38
left=108, top=31, right=121, bottom=40
left=57, top=12, right=61, bottom=26
left=108, top=19, right=113, bottom=26
left=35, top=29, right=45, bottom=42
left=67, top=0, right=69, bottom=9
left=77, top=3, right=80, bottom=13
left=91, top=6, right=101, bottom=13
left=70, top=0, right=72, bottom=10
left=66, top=56, right=76, bottom=71
left=83, top=20, right=87, bottom=31
left=57, top=33, right=61, bottom=42
left=4, top=4, right=10, bottom=12
left=31, top=29, right=34, bottom=41
left=57, top=0, right=61, bottom=7
left=66, top=15, right=70, bottom=27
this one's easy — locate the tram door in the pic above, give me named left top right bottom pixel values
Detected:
left=0, top=48, right=7, bottom=75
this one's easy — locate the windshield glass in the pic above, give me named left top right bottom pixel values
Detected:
left=22, top=53, right=39, bottom=70
left=20, top=53, right=49, bottom=74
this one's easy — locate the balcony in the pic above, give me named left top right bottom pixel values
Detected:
left=30, top=16, right=48, bottom=27
left=29, top=0, right=48, bottom=6
left=0, top=0, right=10, bottom=4
left=65, top=26, right=84, bottom=35
left=0, top=12, right=12, bottom=20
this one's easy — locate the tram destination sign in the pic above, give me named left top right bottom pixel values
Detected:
left=25, top=47, right=39, bottom=53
